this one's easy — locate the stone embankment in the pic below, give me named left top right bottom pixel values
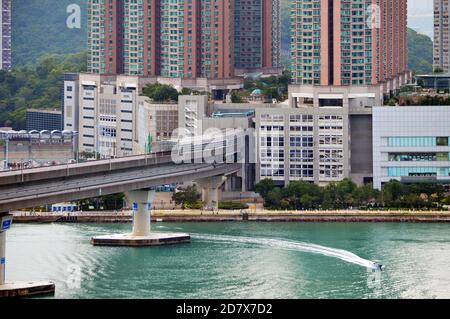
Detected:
left=10, top=210, right=450, bottom=223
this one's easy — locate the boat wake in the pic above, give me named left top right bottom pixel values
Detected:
left=192, top=233, right=379, bottom=269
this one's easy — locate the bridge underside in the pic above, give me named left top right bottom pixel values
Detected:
left=0, top=162, right=240, bottom=213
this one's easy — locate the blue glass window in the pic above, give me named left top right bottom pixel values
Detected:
left=387, top=137, right=440, bottom=147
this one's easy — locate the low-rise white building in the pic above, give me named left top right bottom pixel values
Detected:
left=63, top=74, right=178, bottom=158
left=373, top=106, right=450, bottom=189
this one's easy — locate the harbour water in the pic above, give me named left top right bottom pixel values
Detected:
left=6, top=222, right=450, bottom=298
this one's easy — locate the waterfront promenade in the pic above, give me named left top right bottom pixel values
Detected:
left=10, top=209, right=450, bottom=223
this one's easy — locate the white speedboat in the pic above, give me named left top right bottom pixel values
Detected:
left=372, top=261, right=385, bottom=271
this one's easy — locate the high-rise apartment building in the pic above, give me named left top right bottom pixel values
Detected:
left=291, top=0, right=409, bottom=90
left=278, top=0, right=413, bottom=187
left=0, top=0, right=11, bottom=71
left=434, top=0, right=450, bottom=73
left=234, top=0, right=281, bottom=74
left=87, top=0, right=235, bottom=80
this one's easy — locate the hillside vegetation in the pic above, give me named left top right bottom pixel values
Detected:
left=407, top=28, right=433, bottom=74
left=0, top=52, right=87, bottom=129
left=12, top=0, right=87, bottom=66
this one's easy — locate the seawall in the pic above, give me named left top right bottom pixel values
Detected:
left=10, top=210, right=450, bottom=223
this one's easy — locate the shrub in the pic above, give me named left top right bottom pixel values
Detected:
left=218, top=201, right=249, bottom=210
left=182, top=200, right=204, bottom=210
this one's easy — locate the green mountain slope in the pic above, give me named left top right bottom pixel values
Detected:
left=0, top=52, right=87, bottom=129
left=407, top=28, right=433, bottom=74
left=12, top=0, right=87, bottom=67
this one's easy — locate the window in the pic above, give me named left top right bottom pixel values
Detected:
left=319, top=99, right=343, bottom=107
left=387, top=137, right=436, bottom=147
left=290, top=136, right=313, bottom=147
left=388, top=153, right=439, bottom=162
left=386, top=167, right=449, bottom=177
left=437, top=137, right=449, bottom=146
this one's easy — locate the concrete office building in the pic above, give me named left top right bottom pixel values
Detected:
left=254, top=105, right=374, bottom=187
left=234, top=0, right=281, bottom=75
left=290, top=0, right=410, bottom=93
left=178, top=95, right=263, bottom=138
left=63, top=73, right=179, bottom=158
left=256, top=84, right=376, bottom=186
left=0, top=0, right=11, bottom=70
left=137, top=101, right=178, bottom=154
left=178, top=95, right=261, bottom=191
left=177, top=93, right=374, bottom=187
left=434, top=0, right=450, bottom=72
left=373, top=106, right=450, bottom=190
left=62, top=73, right=80, bottom=131
left=67, top=81, right=377, bottom=190
left=26, top=109, right=63, bottom=131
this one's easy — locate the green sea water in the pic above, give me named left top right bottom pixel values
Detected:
left=5, top=222, right=450, bottom=298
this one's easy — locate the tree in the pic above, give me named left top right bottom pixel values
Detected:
left=263, top=87, right=279, bottom=100
left=283, top=181, right=321, bottom=210
left=102, top=193, right=125, bottom=210
left=265, top=188, right=283, bottom=209
left=0, top=52, right=87, bottom=129
left=381, top=180, right=407, bottom=207
left=230, top=90, right=245, bottom=103
left=335, top=178, right=358, bottom=208
left=180, top=88, right=208, bottom=96
left=255, top=179, right=276, bottom=198
left=172, top=185, right=202, bottom=209
left=78, top=193, right=125, bottom=211
left=442, top=196, right=450, bottom=206
left=255, top=179, right=445, bottom=211
left=142, top=82, right=179, bottom=102
left=353, top=184, right=380, bottom=207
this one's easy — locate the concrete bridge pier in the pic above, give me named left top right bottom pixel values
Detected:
left=0, top=213, right=55, bottom=298
left=130, top=189, right=155, bottom=236
left=1, top=230, right=6, bottom=286
left=196, top=176, right=226, bottom=210
left=91, top=189, right=190, bottom=246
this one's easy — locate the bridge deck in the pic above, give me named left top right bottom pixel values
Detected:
left=0, top=162, right=241, bottom=212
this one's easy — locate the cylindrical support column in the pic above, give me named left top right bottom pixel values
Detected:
left=128, top=189, right=155, bottom=237
left=196, top=176, right=226, bottom=210
left=0, top=231, right=6, bottom=286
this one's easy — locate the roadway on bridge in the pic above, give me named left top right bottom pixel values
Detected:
left=0, top=161, right=241, bottom=212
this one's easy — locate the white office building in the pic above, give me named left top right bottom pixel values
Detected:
left=63, top=74, right=178, bottom=158
left=254, top=107, right=349, bottom=186
left=373, top=106, right=450, bottom=189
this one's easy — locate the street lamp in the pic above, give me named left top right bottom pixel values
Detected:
left=0, top=130, right=16, bottom=170
left=72, top=131, right=79, bottom=162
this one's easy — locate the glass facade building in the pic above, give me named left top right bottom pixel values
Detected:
left=26, top=110, right=63, bottom=131
left=373, top=106, right=450, bottom=189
